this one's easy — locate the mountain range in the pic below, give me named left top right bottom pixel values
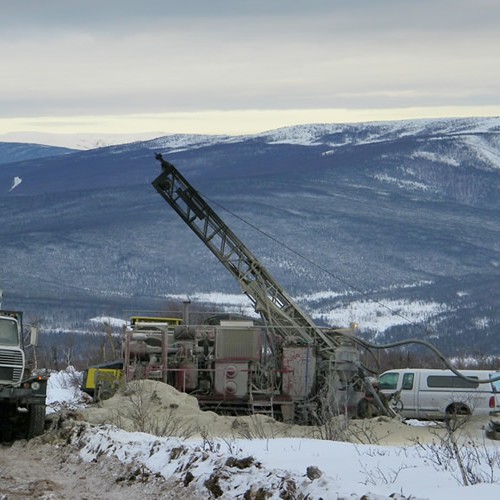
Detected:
left=1, top=117, right=499, bottom=356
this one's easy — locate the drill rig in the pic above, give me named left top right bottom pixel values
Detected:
left=145, top=154, right=367, bottom=423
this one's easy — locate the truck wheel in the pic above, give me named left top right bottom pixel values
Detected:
left=27, top=404, right=46, bottom=439
left=0, top=404, right=14, bottom=442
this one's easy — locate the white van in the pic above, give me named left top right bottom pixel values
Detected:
left=378, top=368, right=500, bottom=420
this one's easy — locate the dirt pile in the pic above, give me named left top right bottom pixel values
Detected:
left=79, top=379, right=310, bottom=439
left=77, top=379, right=492, bottom=445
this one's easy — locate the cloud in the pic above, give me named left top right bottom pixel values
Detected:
left=1, top=1, right=500, bottom=132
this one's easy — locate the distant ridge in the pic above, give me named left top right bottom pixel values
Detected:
left=1, top=117, right=499, bottom=355
left=0, top=142, right=75, bottom=165
left=0, top=131, right=165, bottom=150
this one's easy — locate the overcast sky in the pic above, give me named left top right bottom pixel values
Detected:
left=2, top=0, right=500, bottom=136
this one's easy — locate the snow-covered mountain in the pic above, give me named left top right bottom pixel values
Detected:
left=1, top=117, right=499, bottom=354
left=0, top=141, right=75, bottom=164
left=0, top=131, right=164, bottom=150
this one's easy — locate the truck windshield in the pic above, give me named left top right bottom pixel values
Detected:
left=0, top=318, right=19, bottom=346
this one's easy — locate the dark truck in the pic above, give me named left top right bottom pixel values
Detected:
left=0, top=309, right=47, bottom=441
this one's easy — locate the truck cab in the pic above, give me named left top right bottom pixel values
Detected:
left=0, top=311, right=26, bottom=385
left=0, top=310, right=47, bottom=441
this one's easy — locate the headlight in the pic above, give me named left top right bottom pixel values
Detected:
left=31, top=381, right=40, bottom=391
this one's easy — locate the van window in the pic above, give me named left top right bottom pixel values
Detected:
left=427, top=375, right=479, bottom=389
left=402, top=373, right=414, bottom=390
left=379, top=372, right=398, bottom=390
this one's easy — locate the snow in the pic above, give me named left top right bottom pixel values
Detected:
left=5, top=116, right=500, bottom=153
left=410, top=150, right=460, bottom=167
left=256, top=116, right=500, bottom=149
left=0, top=131, right=165, bottom=150
left=71, top=417, right=500, bottom=499
left=69, top=420, right=500, bottom=499
left=164, top=292, right=258, bottom=318
left=318, top=298, right=451, bottom=333
left=462, top=135, right=500, bottom=169
left=163, top=290, right=450, bottom=334
left=90, top=316, right=128, bottom=328
left=46, top=366, right=91, bottom=414
left=373, top=172, right=432, bottom=192
left=47, top=369, right=500, bottom=499
left=146, top=133, right=242, bottom=153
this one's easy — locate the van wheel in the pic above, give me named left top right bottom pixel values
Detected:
left=445, top=404, right=470, bottom=430
left=446, top=403, right=471, bottom=417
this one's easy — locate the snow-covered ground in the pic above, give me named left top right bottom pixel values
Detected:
left=46, top=367, right=91, bottom=414
left=163, top=288, right=450, bottom=334
left=46, top=368, right=500, bottom=499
